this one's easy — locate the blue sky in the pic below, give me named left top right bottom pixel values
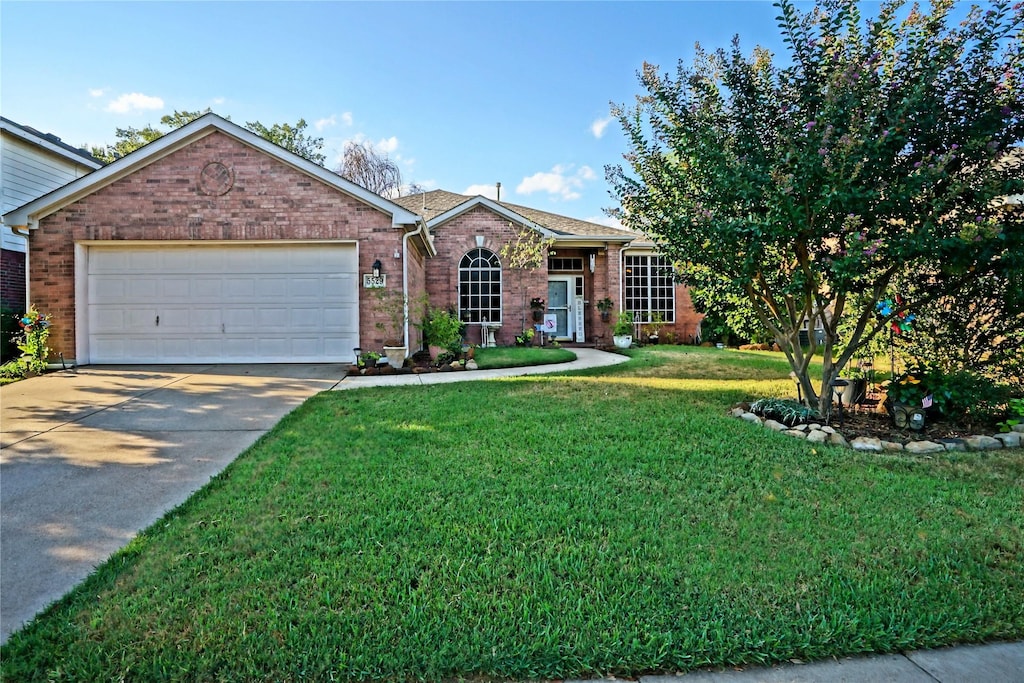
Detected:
left=2, top=1, right=833, bottom=226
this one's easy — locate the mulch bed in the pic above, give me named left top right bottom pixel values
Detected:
left=829, top=397, right=1004, bottom=444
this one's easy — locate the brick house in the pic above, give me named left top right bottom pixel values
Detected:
left=2, top=113, right=701, bottom=365
left=392, top=190, right=703, bottom=347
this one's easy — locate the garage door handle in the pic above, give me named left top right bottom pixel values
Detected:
left=155, top=315, right=159, bottom=327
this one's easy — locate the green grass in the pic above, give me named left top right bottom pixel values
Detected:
left=473, top=345, right=577, bottom=369
left=3, top=347, right=1022, bottom=681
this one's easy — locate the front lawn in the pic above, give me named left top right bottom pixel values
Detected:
left=474, top=345, right=576, bottom=369
left=3, top=347, right=1022, bottom=681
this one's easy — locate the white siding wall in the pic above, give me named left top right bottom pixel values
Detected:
left=1, top=133, right=96, bottom=251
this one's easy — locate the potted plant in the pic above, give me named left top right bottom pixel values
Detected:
left=837, top=363, right=870, bottom=405
left=645, top=311, right=665, bottom=345
left=419, top=306, right=464, bottom=360
left=612, top=310, right=634, bottom=349
left=596, top=297, right=613, bottom=322
left=374, top=289, right=412, bottom=368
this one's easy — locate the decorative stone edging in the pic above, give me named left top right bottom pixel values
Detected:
left=729, top=407, right=1024, bottom=452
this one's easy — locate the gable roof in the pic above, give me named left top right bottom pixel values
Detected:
left=0, top=117, right=104, bottom=170
left=2, top=113, right=421, bottom=230
left=393, top=189, right=636, bottom=243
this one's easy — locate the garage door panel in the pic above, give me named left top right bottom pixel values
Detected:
left=324, top=274, right=357, bottom=298
left=323, top=306, right=355, bottom=329
left=87, top=244, right=358, bottom=363
left=189, top=278, right=222, bottom=299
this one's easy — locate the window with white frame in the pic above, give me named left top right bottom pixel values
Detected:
left=624, top=254, right=675, bottom=323
left=459, top=248, right=502, bottom=323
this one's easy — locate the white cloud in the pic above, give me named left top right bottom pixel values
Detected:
left=591, top=116, right=612, bottom=138
left=315, top=115, right=337, bottom=131
left=341, top=112, right=353, bottom=126
left=464, top=183, right=500, bottom=200
left=515, top=164, right=595, bottom=201
left=88, top=88, right=106, bottom=98
left=586, top=214, right=626, bottom=231
left=211, top=97, right=226, bottom=106
left=105, top=92, right=164, bottom=114
left=376, top=136, right=399, bottom=154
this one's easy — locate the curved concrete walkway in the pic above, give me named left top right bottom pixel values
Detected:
left=334, top=346, right=629, bottom=389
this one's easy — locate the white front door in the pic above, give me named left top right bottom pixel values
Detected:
left=547, top=278, right=572, bottom=340
left=84, top=243, right=359, bottom=364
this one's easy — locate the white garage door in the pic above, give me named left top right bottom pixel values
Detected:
left=87, top=243, right=358, bottom=364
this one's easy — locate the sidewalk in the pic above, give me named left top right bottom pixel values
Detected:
left=607, top=641, right=1024, bottom=682
left=333, top=346, right=629, bottom=390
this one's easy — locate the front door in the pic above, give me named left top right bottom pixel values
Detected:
left=547, top=278, right=572, bottom=339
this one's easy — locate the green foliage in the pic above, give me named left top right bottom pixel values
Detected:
left=885, top=365, right=1011, bottom=419
left=89, top=110, right=327, bottom=166
left=244, top=118, right=325, bottom=166
left=373, top=289, right=426, bottom=347
left=89, top=109, right=208, bottom=162
left=596, top=297, right=614, bottom=313
left=608, top=0, right=1024, bottom=414
left=894, top=272, right=1024, bottom=391
left=434, top=350, right=458, bottom=367
left=613, top=310, right=635, bottom=336
left=997, top=398, right=1024, bottom=432
left=418, top=306, right=464, bottom=355
left=357, top=351, right=381, bottom=368
left=750, top=397, right=821, bottom=426
left=514, top=327, right=535, bottom=346
left=14, top=305, right=50, bottom=373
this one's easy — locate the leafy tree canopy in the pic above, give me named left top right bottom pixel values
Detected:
left=89, top=110, right=326, bottom=166
left=608, top=0, right=1023, bottom=412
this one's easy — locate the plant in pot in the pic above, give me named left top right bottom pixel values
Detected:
left=374, top=289, right=414, bottom=369
left=837, top=363, right=870, bottom=406
left=596, top=297, right=613, bottom=322
left=612, top=310, right=634, bottom=349
left=419, top=306, right=464, bottom=360
left=644, top=311, right=665, bottom=345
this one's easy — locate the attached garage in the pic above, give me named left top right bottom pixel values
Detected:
left=2, top=114, right=433, bottom=366
left=84, top=242, right=358, bottom=364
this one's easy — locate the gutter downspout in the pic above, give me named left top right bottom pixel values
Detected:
left=401, top=218, right=428, bottom=349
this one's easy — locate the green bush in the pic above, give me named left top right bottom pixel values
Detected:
left=419, top=306, right=464, bottom=356
left=749, top=397, right=821, bottom=426
left=885, top=365, right=1011, bottom=420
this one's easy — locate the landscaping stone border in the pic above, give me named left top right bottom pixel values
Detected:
left=729, top=407, right=1024, bottom=452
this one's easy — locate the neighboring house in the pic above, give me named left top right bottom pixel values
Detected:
left=1, top=117, right=103, bottom=313
left=2, top=113, right=701, bottom=365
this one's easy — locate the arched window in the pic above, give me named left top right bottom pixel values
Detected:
left=459, top=248, right=502, bottom=323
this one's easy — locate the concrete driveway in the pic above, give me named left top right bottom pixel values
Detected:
left=0, top=364, right=345, bottom=643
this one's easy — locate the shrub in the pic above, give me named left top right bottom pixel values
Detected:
left=750, top=397, right=821, bottom=427
left=885, top=365, right=1011, bottom=420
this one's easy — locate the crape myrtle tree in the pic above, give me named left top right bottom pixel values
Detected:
left=607, top=0, right=1023, bottom=414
